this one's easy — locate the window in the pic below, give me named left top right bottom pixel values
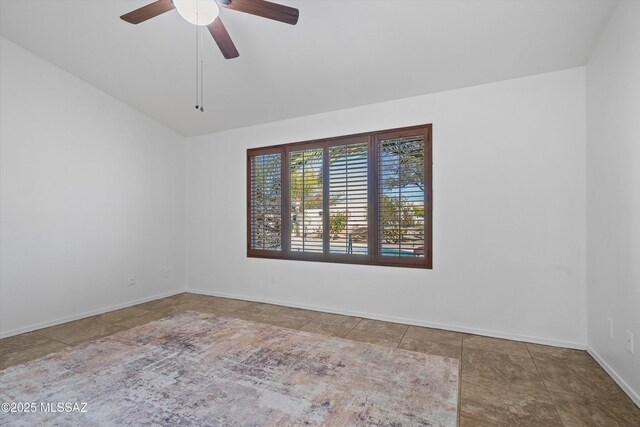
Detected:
left=247, top=124, right=432, bottom=268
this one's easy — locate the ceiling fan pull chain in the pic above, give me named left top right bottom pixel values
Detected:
left=199, top=22, right=204, bottom=112
left=195, top=22, right=199, bottom=110
left=195, top=2, right=200, bottom=110
left=200, top=59, right=204, bottom=112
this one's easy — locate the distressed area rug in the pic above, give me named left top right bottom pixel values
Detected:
left=1, top=312, right=458, bottom=426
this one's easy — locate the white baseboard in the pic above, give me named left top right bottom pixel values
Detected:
left=0, top=288, right=186, bottom=339
left=185, top=287, right=587, bottom=350
left=587, top=346, right=640, bottom=408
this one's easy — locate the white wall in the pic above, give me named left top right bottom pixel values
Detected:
left=586, top=1, right=640, bottom=404
left=186, top=68, right=588, bottom=348
left=0, top=37, right=186, bottom=336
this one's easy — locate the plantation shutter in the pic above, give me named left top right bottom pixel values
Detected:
left=248, top=150, right=283, bottom=254
left=376, top=130, right=428, bottom=264
left=328, top=140, right=369, bottom=256
left=289, top=147, right=324, bottom=254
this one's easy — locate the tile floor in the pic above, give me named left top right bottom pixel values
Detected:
left=1, top=293, right=639, bottom=426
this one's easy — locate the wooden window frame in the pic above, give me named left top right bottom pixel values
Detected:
left=247, top=124, right=432, bottom=269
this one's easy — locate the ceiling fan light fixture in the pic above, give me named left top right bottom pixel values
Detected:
left=173, top=0, right=219, bottom=26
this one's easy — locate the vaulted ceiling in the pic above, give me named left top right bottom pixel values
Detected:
left=0, top=0, right=616, bottom=136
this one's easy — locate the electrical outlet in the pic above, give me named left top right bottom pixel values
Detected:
left=162, top=270, right=170, bottom=279
left=127, top=274, right=136, bottom=286
left=625, top=330, right=634, bottom=354
left=270, top=273, right=277, bottom=284
left=607, top=317, right=613, bottom=338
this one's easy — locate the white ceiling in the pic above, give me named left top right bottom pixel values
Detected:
left=0, top=0, right=616, bottom=137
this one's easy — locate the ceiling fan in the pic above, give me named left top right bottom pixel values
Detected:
left=120, top=0, right=299, bottom=59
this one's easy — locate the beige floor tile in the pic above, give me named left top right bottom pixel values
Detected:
left=551, top=391, right=640, bottom=426
left=201, top=297, right=254, bottom=312
left=35, top=317, right=127, bottom=346
left=236, top=303, right=315, bottom=317
left=185, top=293, right=220, bottom=301
left=114, top=311, right=170, bottom=329
left=150, top=302, right=206, bottom=317
left=460, top=380, right=563, bottom=426
left=90, top=306, right=151, bottom=324
left=0, top=339, right=69, bottom=371
left=174, top=302, right=235, bottom=316
left=0, top=331, right=59, bottom=356
left=231, top=311, right=312, bottom=330
left=233, top=303, right=319, bottom=328
left=163, top=292, right=188, bottom=301
left=299, top=313, right=361, bottom=338
left=312, top=313, right=362, bottom=328
left=300, top=321, right=353, bottom=338
left=462, top=348, right=546, bottom=390
left=164, top=293, right=216, bottom=304
left=223, top=309, right=245, bottom=320
left=206, top=299, right=250, bottom=311
left=168, top=293, right=253, bottom=311
left=458, top=414, right=500, bottom=427
left=534, top=356, right=627, bottom=402
left=265, top=317, right=315, bottom=330
left=168, top=304, right=198, bottom=315
left=265, top=305, right=319, bottom=321
left=526, top=343, right=598, bottom=368
left=404, top=326, right=462, bottom=346
left=398, top=337, right=461, bottom=359
left=463, top=334, right=530, bottom=356
left=234, top=302, right=279, bottom=314
left=350, top=319, right=408, bottom=337
left=0, top=331, right=70, bottom=371
left=342, top=319, right=407, bottom=347
left=343, top=329, right=403, bottom=347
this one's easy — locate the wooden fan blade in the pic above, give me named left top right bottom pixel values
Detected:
left=208, top=17, right=240, bottom=59
left=221, top=0, right=299, bottom=25
left=120, top=0, right=175, bottom=24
